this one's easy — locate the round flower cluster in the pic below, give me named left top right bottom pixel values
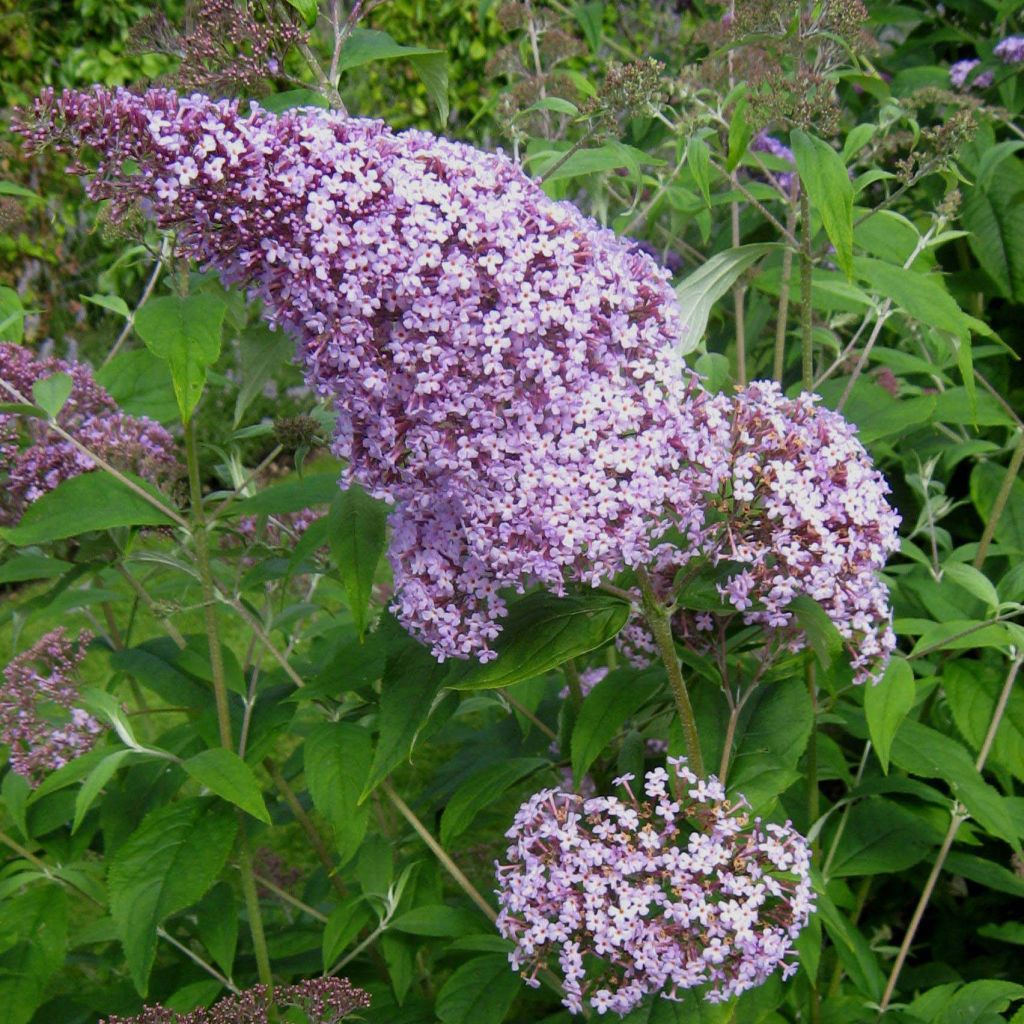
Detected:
left=17, top=86, right=715, bottom=661
left=995, top=36, right=1024, bottom=64
left=0, top=343, right=175, bottom=526
left=495, top=758, right=814, bottom=1015
left=100, top=978, right=370, bottom=1024
left=0, top=628, right=100, bottom=783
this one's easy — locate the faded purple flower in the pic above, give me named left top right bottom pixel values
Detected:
left=0, top=628, right=100, bottom=783
left=0, top=343, right=176, bottom=525
left=949, top=59, right=993, bottom=89
left=495, top=759, right=814, bottom=1015
left=995, top=36, right=1024, bottom=64
left=101, top=977, right=370, bottom=1023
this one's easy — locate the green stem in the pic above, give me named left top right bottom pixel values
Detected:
left=563, top=659, right=585, bottom=713
left=799, top=190, right=814, bottom=390
left=973, top=431, right=1024, bottom=571
left=773, top=204, right=799, bottom=382
left=185, top=416, right=275, bottom=1003
left=636, top=570, right=705, bottom=778
left=237, top=829, right=276, bottom=1004
left=184, top=418, right=233, bottom=750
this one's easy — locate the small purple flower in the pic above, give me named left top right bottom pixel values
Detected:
left=950, top=58, right=994, bottom=89
left=751, top=132, right=796, bottom=193
left=995, top=36, right=1024, bottom=64
left=495, top=760, right=814, bottom=1015
left=0, top=628, right=100, bottom=783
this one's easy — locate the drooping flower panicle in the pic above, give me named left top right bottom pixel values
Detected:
left=495, top=759, right=814, bottom=1015
left=949, top=58, right=994, bottom=89
left=0, top=342, right=175, bottom=526
left=994, top=36, right=1024, bottom=64
left=0, top=628, right=100, bottom=783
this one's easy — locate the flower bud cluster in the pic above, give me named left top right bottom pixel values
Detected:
left=495, top=759, right=814, bottom=1015
left=0, top=342, right=176, bottom=526
left=0, top=628, right=100, bottom=783
left=101, top=978, right=370, bottom=1024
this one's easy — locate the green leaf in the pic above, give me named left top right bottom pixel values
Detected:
left=816, top=889, right=885, bottom=1000
left=971, top=461, right=1024, bottom=553
left=826, top=798, right=934, bottom=877
left=31, top=371, right=73, bottom=418
left=945, top=851, right=1024, bottom=897
left=865, top=657, right=916, bottom=773
left=410, top=52, right=450, bottom=124
left=282, top=0, right=318, bottom=26
left=726, top=98, right=754, bottom=171
left=82, top=293, right=131, bottom=318
left=134, top=293, right=227, bottom=422
left=942, top=563, right=1000, bottom=613
left=856, top=257, right=990, bottom=341
left=573, top=1, right=604, bottom=51
left=322, top=897, right=373, bottom=970
left=0, top=471, right=176, bottom=545
left=96, top=348, right=178, bottom=423
left=390, top=906, right=483, bottom=937
left=337, top=28, right=444, bottom=72
left=440, top=758, right=549, bottom=845
left=0, top=887, right=69, bottom=1024
left=109, top=799, right=238, bottom=995
left=233, top=323, right=295, bottom=426
left=673, top=243, right=779, bottom=355
left=362, top=630, right=450, bottom=799
left=0, top=554, right=72, bottom=585
left=936, top=981, right=1024, bottom=1024
left=436, top=954, right=521, bottom=1024
left=196, top=882, right=237, bottom=978
left=962, top=156, right=1024, bottom=301
left=0, top=181, right=41, bottom=202
left=0, top=286, right=25, bottom=343
left=328, top=483, right=388, bottom=638
left=944, top=660, right=1024, bottom=782
left=305, top=721, right=373, bottom=864
left=687, top=135, right=713, bottom=206
left=183, top=748, right=270, bottom=823
left=445, top=591, right=630, bottom=691
left=789, top=595, right=844, bottom=671
left=73, top=749, right=134, bottom=833
left=531, top=142, right=656, bottom=183
left=572, top=668, right=661, bottom=784
left=232, top=471, right=340, bottom=517
left=791, top=129, right=854, bottom=278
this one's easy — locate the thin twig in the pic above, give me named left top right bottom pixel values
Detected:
left=251, top=870, right=328, bottom=923
left=102, top=236, right=170, bottom=367
left=973, top=432, right=1024, bottom=571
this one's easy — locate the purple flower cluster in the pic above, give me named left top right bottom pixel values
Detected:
left=0, top=628, right=100, bottom=783
left=16, top=89, right=900, bottom=679
left=995, top=36, right=1024, bottom=64
left=634, top=382, right=899, bottom=684
left=0, top=343, right=175, bottom=525
left=495, top=759, right=814, bottom=1015
left=17, top=87, right=717, bottom=661
left=949, top=59, right=993, bottom=90
left=100, top=978, right=370, bottom=1023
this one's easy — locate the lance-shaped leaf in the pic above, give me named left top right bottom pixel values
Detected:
left=328, top=483, right=388, bottom=639
left=791, top=129, right=854, bottom=278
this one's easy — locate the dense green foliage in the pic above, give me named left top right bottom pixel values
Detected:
left=2, top=2, right=1024, bottom=1023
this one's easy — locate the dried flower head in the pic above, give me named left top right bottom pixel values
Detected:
left=101, top=977, right=370, bottom=1023
left=0, top=628, right=100, bottom=783
left=495, top=759, right=814, bottom=1015
left=0, top=342, right=176, bottom=526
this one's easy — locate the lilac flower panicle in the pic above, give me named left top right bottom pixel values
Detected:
left=100, top=978, right=370, bottom=1023
left=0, top=628, right=101, bottom=783
left=949, top=59, right=994, bottom=89
left=995, top=36, right=1024, bottom=64
left=495, top=759, right=814, bottom=1015
left=0, top=343, right=176, bottom=525
left=17, top=86, right=717, bottom=662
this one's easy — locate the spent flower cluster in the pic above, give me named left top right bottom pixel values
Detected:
left=100, top=978, right=370, bottom=1023
left=495, top=759, right=814, bottom=1015
left=0, top=628, right=100, bottom=783
left=0, top=342, right=176, bottom=525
